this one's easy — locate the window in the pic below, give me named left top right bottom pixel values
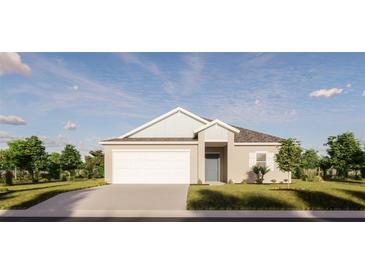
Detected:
left=256, top=152, right=266, bottom=167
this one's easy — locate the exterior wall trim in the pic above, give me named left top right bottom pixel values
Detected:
left=99, top=141, right=199, bottom=145
left=234, top=142, right=281, bottom=146
left=111, top=149, right=191, bottom=152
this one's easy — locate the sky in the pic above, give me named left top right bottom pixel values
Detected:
left=0, top=52, right=365, bottom=156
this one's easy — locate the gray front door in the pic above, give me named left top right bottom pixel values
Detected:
left=205, top=153, right=220, bottom=181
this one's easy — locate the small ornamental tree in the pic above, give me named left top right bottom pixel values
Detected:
left=60, top=144, right=82, bottom=180
left=252, top=165, right=270, bottom=184
left=275, top=138, right=302, bottom=188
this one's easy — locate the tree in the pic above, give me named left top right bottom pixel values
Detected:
left=252, top=165, right=270, bottom=184
left=59, top=144, right=82, bottom=179
left=0, top=149, right=14, bottom=185
left=7, top=136, right=47, bottom=183
left=301, top=149, right=321, bottom=169
left=319, top=156, right=332, bottom=179
left=275, top=138, right=302, bottom=188
left=84, top=150, right=104, bottom=179
left=47, top=152, right=61, bottom=180
left=325, top=132, right=364, bottom=178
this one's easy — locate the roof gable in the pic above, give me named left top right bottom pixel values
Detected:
left=100, top=108, right=284, bottom=143
left=194, top=119, right=240, bottom=134
left=120, top=107, right=209, bottom=139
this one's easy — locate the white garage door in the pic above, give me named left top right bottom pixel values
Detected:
left=112, top=150, right=190, bottom=184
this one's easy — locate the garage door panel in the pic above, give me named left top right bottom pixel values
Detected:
left=112, top=150, right=190, bottom=184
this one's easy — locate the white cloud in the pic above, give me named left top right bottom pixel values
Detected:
left=162, top=81, right=176, bottom=94
left=0, top=52, right=31, bottom=76
left=40, top=135, right=69, bottom=147
left=9, top=54, right=144, bottom=115
left=180, top=53, right=204, bottom=93
left=64, top=121, right=77, bottom=130
left=309, top=88, right=343, bottom=98
left=346, top=83, right=352, bottom=88
left=73, top=85, right=79, bottom=90
left=362, top=90, right=365, bottom=96
left=0, top=131, right=17, bottom=143
left=119, top=53, right=162, bottom=76
left=0, top=115, right=26, bottom=125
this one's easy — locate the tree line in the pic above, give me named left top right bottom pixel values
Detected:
left=0, top=136, right=104, bottom=185
left=275, top=132, right=365, bottom=182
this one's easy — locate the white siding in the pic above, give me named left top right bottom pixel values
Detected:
left=131, top=111, right=205, bottom=138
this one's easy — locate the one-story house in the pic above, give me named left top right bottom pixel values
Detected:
left=99, top=107, right=288, bottom=184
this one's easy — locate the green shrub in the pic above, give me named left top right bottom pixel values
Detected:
left=271, top=179, right=277, bottom=184
left=5, top=171, right=13, bottom=185
left=252, top=165, right=270, bottom=184
left=228, top=179, right=234, bottom=184
left=60, top=171, right=68, bottom=181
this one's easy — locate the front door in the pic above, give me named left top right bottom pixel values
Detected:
left=205, top=153, right=220, bottom=181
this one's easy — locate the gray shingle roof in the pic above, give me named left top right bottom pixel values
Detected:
left=102, top=137, right=197, bottom=142
left=201, top=117, right=284, bottom=143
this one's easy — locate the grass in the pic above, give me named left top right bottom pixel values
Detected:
left=187, top=179, right=365, bottom=210
left=0, top=179, right=106, bottom=209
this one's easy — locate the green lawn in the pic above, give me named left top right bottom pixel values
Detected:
left=187, top=179, right=365, bottom=210
left=0, top=179, right=106, bottom=209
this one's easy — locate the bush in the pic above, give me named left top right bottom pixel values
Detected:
left=5, top=170, right=13, bottom=185
left=252, top=165, right=270, bottom=184
left=60, top=171, right=68, bottom=181
left=271, top=179, right=277, bottom=184
left=228, top=179, right=234, bottom=184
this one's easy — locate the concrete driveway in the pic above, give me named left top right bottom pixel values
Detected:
left=27, top=184, right=189, bottom=213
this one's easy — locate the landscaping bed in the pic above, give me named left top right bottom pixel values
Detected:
left=187, top=179, right=365, bottom=210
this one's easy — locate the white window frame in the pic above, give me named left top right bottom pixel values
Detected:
left=255, top=151, right=267, bottom=168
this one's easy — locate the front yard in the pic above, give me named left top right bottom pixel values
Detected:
left=187, top=179, right=365, bottom=210
left=0, top=179, right=106, bottom=209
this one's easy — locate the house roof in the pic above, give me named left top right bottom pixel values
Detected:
left=101, top=137, right=197, bottom=142
left=100, top=107, right=284, bottom=143
left=201, top=117, right=284, bottom=143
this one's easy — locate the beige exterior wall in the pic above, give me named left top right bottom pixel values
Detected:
left=103, top=144, right=199, bottom=184
left=131, top=111, right=205, bottom=138
left=230, top=145, right=288, bottom=183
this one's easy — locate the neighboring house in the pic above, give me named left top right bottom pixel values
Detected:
left=99, top=107, right=288, bottom=184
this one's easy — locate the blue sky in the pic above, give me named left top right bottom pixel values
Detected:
left=1, top=52, right=364, bottom=155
